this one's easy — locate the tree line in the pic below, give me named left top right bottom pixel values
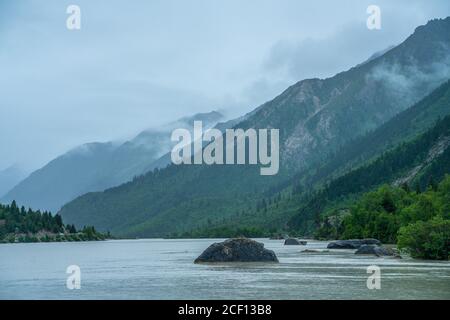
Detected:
left=0, top=200, right=107, bottom=243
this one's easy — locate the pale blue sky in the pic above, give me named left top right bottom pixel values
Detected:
left=0, top=0, right=449, bottom=170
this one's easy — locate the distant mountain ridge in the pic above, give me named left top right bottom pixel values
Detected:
left=180, top=79, right=450, bottom=237
left=1, top=111, right=224, bottom=212
left=59, top=18, right=450, bottom=237
left=0, top=165, right=27, bottom=199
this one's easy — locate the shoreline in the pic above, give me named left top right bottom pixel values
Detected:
left=0, top=232, right=110, bottom=244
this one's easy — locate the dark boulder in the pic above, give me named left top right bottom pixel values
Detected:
left=194, top=238, right=278, bottom=263
left=355, top=245, right=399, bottom=257
left=327, top=239, right=381, bottom=249
left=284, top=238, right=307, bottom=245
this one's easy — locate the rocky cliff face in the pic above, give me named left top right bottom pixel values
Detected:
left=394, top=135, right=450, bottom=187
left=238, top=18, right=450, bottom=171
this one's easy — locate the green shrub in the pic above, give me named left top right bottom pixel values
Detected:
left=397, top=216, right=449, bottom=260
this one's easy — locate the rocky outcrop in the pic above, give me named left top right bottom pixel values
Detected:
left=327, top=239, right=381, bottom=249
left=355, top=245, right=400, bottom=257
left=284, top=238, right=307, bottom=245
left=393, top=136, right=450, bottom=187
left=194, top=238, right=278, bottom=263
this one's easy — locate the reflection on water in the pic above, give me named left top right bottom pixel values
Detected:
left=0, top=239, right=449, bottom=299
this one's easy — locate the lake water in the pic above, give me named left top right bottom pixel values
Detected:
left=0, top=239, right=449, bottom=299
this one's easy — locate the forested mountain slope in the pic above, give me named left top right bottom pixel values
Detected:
left=288, top=115, right=450, bottom=234
left=59, top=18, right=450, bottom=237
left=181, top=80, right=450, bottom=237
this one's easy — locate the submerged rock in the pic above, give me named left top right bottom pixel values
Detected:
left=327, top=239, right=381, bottom=249
left=301, top=249, right=329, bottom=253
left=194, top=238, right=278, bottom=263
left=284, top=238, right=307, bottom=245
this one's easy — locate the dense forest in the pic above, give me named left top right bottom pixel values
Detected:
left=288, top=115, right=450, bottom=234
left=316, top=175, right=450, bottom=260
left=0, top=200, right=107, bottom=243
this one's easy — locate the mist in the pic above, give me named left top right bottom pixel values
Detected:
left=0, top=0, right=449, bottom=171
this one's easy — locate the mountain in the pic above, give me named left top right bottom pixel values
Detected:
left=173, top=79, right=450, bottom=237
left=0, top=165, right=27, bottom=198
left=357, top=45, right=396, bottom=67
left=1, top=111, right=224, bottom=212
left=295, top=78, right=450, bottom=188
left=289, top=114, right=450, bottom=234
left=59, top=18, right=450, bottom=237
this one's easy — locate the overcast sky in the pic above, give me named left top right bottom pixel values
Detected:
left=0, top=0, right=449, bottom=171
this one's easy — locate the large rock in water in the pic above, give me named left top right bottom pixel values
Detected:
left=327, top=239, right=381, bottom=249
left=355, top=245, right=398, bottom=257
left=284, top=238, right=307, bottom=245
left=194, top=238, right=278, bottom=263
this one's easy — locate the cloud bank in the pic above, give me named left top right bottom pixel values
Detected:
left=0, top=0, right=449, bottom=170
